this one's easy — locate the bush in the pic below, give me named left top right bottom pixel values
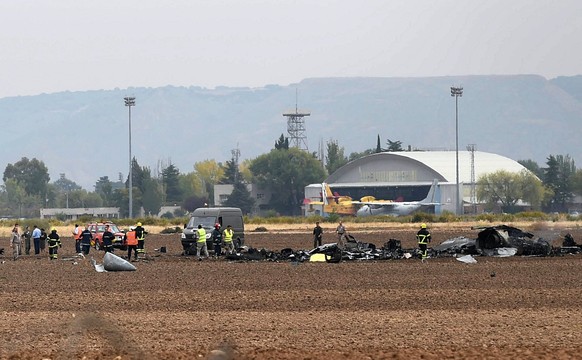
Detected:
left=253, top=226, right=268, bottom=232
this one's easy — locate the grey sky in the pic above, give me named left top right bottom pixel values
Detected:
left=1, top=0, right=580, bottom=99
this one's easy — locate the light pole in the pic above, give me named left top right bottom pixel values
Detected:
left=450, top=86, right=463, bottom=215
left=124, top=96, right=136, bottom=218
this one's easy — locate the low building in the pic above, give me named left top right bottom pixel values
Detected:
left=40, top=207, right=120, bottom=220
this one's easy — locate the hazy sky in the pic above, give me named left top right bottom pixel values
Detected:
left=1, top=0, right=580, bottom=98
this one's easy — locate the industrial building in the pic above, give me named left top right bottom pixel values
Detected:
left=304, top=150, right=529, bottom=216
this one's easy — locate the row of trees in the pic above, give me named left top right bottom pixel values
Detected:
left=1, top=136, right=581, bottom=218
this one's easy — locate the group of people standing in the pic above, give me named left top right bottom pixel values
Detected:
left=312, top=220, right=350, bottom=249
left=195, top=223, right=235, bottom=260
left=10, top=222, right=147, bottom=262
left=10, top=223, right=61, bottom=260
left=313, top=221, right=432, bottom=261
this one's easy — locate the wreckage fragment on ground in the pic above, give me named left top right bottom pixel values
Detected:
left=190, top=224, right=580, bottom=263
left=435, top=225, right=552, bottom=257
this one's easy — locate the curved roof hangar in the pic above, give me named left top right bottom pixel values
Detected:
left=326, top=151, right=528, bottom=185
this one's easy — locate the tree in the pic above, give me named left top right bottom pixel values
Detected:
left=193, top=160, right=224, bottom=202
left=375, top=134, right=383, bottom=153
left=250, top=147, right=326, bottom=215
left=385, top=139, right=403, bottom=152
left=53, top=174, right=82, bottom=192
left=325, top=139, right=348, bottom=175
left=95, top=176, right=114, bottom=206
left=477, top=170, right=544, bottom=213
left=543, top=154, right=575, bottom=212
left=518, top=159, right=543, bottom=179
left=274, top=134, right=289, bottom=150
left=3, top=157, right=50, bottom=196
left=348, top=148, right=375, bottom=162
left=142, top=177, right=163, bottom=215
left=221, top=158, right=239, bottom=184
left=162, top=164, right=182, bottom=204
left=224, top=181, right=255, bottom=215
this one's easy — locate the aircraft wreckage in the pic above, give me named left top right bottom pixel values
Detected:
left=221, top=225, right=581, bottom=263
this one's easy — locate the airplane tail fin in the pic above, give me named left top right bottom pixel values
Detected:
left=322, top=183, right=333, bottom=205
left=420, top=179, right=438, bottom=204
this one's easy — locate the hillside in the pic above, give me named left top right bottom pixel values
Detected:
left=1, top=75, right=581, bottom=189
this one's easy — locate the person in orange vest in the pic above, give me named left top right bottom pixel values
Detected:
left=124, top=226, right=139, bottom=261
left=72, top=224, right=82, bottom=254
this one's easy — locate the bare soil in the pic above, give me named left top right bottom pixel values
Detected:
left=0, top=222, right=581, bottom=359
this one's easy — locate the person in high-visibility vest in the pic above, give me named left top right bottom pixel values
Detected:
left=47, top=227, right=62, bottom=260
left=124, top=226, right=138, bottom=261
left=222, top=224, right=235, bottom=255
left=416, top=223, right=432, bottom=262
left=134, top=222, right=148, bottom=258
left=72, top=224, right=82, bottom=254
left=196, top=224, right=208, bottom=260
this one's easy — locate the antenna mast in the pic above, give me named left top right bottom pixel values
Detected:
left=283, top=88, right=310, bottom=151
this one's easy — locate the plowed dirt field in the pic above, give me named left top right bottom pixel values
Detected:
left=0, top=222, right=581, bottom=359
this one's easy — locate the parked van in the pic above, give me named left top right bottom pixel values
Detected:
left=181, top=207, right=244, bottom=255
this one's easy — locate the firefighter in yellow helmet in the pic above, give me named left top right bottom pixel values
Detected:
left=134, top=222, right=148, bottom=258
left=416, top=223, right=431, bottom=262
left=47, top=227, right=62, bottom=260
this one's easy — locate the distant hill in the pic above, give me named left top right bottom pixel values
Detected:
left=1, top=75, right=581, bottom=189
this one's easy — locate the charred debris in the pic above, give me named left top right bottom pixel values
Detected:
left=224, top=225, right=581, bottom=263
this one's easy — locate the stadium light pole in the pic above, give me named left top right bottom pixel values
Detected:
left=451, top=86, right=463, bottom=215
left=124, top=96, right=136, bottom=218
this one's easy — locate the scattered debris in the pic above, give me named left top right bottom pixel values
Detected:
left=455, top=254, right=477, bottom=264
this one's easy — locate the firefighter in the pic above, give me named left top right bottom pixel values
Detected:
left=80, top=225, right=93, bottom=255
left=124, top=226, right=138, bottom=261
left=211, top=223, right=222, bottom=257
left=134, top=222, right=148, bottom=258
left=416, top=223, right=432, bottom=262
left=196, top=224, right=208, bottom=260
left=102, top=224, right=115, bottom=253
left=223, top=225, right=235, bottom=255
left=47, top=227, right=61, bottom=260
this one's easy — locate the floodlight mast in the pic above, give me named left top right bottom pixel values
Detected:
left=124, top=96, right=136, bottom=218
left=451, top=86, right=463, bottom=215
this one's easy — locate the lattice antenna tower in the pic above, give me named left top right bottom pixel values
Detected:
left=231, top=145, right=241, bottom=183
left=283, top=88, right=311, bottom=151
left=466, top=144, right=477, bottom=214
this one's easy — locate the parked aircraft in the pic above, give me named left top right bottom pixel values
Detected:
left=355, top=179, right=440, bottom=217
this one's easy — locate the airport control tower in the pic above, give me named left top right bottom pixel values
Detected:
left=283, top=105, right=311, bottom=151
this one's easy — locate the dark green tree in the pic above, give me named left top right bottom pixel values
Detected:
left=95, top=176, right=114, bottom=206
left=543, top=154, right=575, bottom=212
left=3, top=157, right=50, bottom=196
left=53, top=174, right=82, bottom=192
left=224, top=181, right=255, bottom=215
left=142, top=177, right=163, bottom=215
left=518, top=159, right=543, bottom=179
left=348, top=148, right=375, bottom=162
left=386, top=139, right=403, bottom=152
left=274, top=134, right=289, bottom=150
left=221, top=158, right=239, bottom=184
left=325, top=139, right=348, bottom=175
left=250, top=147, right=326, bottom=215
left=162, top=164, right=182, bottom=204
left=375, top=134, right=383, bottom=153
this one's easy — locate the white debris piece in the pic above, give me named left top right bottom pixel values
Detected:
left=456, top=255, right=477, bottom=264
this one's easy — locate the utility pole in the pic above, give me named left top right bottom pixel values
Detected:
left=451, top=86, right=463, bottom=215
left=124, top=96, right=136, bottom=218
